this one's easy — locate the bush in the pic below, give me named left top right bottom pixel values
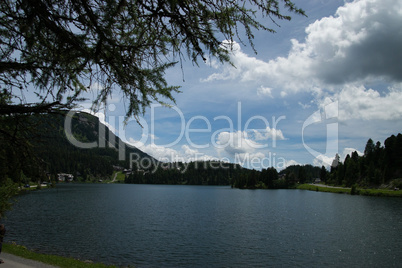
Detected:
left=391, top=178, right=402, bottom=189
left=350, top=184, right=360, bottom=195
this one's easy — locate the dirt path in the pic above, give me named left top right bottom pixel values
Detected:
left=108, top=172, right=118, bottom=183
left=0, top=253, right=57, bottom=268
left=311, top=183, right=351, bottom=189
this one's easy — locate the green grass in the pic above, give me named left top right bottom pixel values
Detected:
left=358, top=188, right=402, bottom=197
left=114, top=171, right=126, bottom=183
left=297, top=184, right=351, bottom=194
left=298, top=184, right=402, bottom=197
left=3, top=243, right=117, bottom=268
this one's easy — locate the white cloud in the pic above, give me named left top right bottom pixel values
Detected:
left=128, top=138, right=180, bottom=162
left=320, top=84, right=402, bottom=121
left=298, top=102, right=311, bottom=109
left=313, top=154, right=334, bottom=168
left=215, top=131, right=264, bottom=157
left=257, top=86, right=273, bottom=98
left=215, top=128, right=285, bottom=156
left=285, top=159, right=302, bottom=168
left=274, top=0, right=402, bottom=87
left=312, top=148, right=364, bottom=167
left=342, top=148, right=363, bottom=160
left=214, top=130, right=289, bottom=169
left=127, top=138, right=217, bottom=163
left=203, top=0, right=402, bottom=107
left=182, top=144, right=198, bottom=156
left=309, top=0, right=402, bottom=84
left=252, top=127, right=285, bottom=141
left=203, top=38, right=313, bottom=93
left=181, top=145, right=217, bottom=162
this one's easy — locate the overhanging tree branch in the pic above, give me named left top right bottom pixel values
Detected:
left=0, top=0, right=305, bottom=119
left=0, top=101, right=64, bottom=116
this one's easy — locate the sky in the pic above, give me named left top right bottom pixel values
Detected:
left=81, top=0, right=402, bottom=170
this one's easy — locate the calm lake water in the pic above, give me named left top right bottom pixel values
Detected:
left=4, top=184, right=402, bottom=267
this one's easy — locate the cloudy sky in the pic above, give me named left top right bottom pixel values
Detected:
left=84, top=0, right=402, bottom=170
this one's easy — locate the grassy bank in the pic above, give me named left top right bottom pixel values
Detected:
left=3, top=243, right=116, bottom=268
left=298, top=184, right=402, bottom=197
left=298, top=184, right=351, bottom=194
left=113, top=171, right=126, bottom=183
left=357, top=188, right=402, bottom=197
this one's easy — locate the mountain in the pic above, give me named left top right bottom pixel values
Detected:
left=0, top=111, right=155, bottom=183
left=40, top=111, right=158, bottom=181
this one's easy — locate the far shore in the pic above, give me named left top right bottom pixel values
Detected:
left=16, top=179, right=402, bottom=198
left=298, top=183, right=402, bottom=197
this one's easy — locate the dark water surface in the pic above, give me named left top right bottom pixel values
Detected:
left=4, top=184, right=402, bottom=267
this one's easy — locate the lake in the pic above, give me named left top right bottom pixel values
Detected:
left=4, top=184, right=402, bottom=267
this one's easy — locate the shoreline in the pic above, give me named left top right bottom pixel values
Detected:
left=2, top=243, right=115, bottom=268
left=28, top=181, right=402, bottom=198
left=297, top=184, right=402, bottom=197
left=0, top=252, right=56, bottom=268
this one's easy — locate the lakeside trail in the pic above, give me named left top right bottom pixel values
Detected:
left=0, top=253, right=57, bottom=268
left=108, top=173, right=118, bottom=184
left=310, top=183, right=351, bottom=189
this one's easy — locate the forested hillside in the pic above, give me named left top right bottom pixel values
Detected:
left=325, top=134, right=402, bottom=188
left=0, top=112, right=153, bottom=183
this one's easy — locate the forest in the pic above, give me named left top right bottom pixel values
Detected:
left=229, top=133, right=402, bottom=189
left=125, top=161, right=243, bottom=186
left=229, top=164, right=323, bottom=189
left=125, top=158, right=323, bottom=188
left=325, top=134, right=402, bottom=188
